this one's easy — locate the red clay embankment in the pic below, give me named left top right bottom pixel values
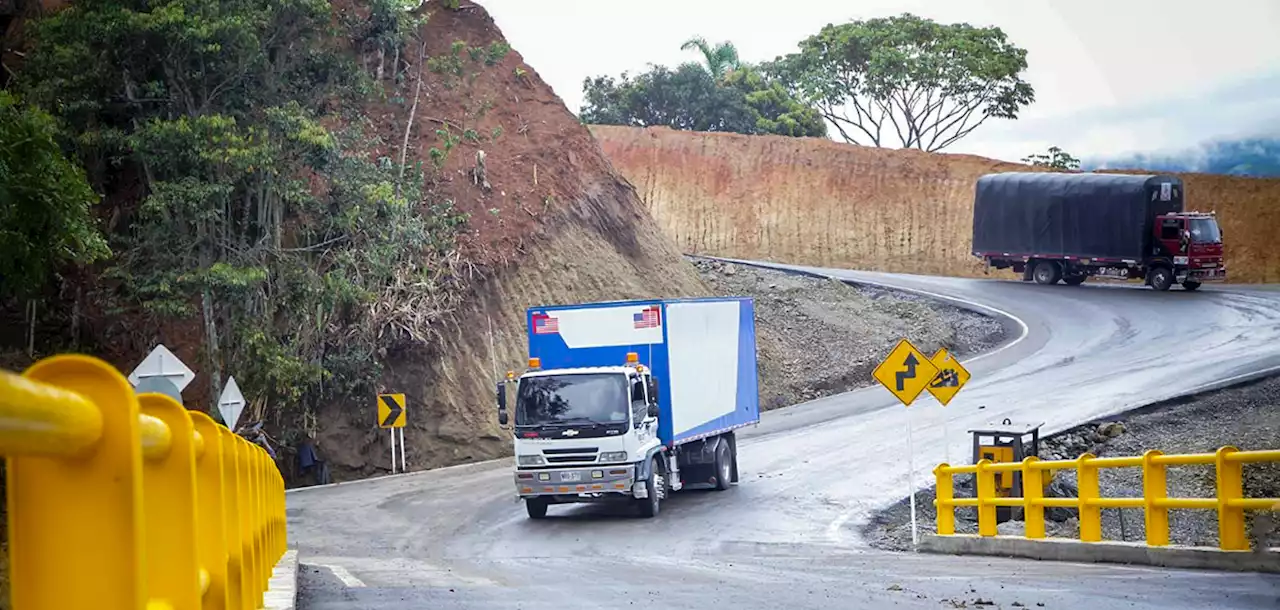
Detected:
left=592, top=126, right=1280, bottom=283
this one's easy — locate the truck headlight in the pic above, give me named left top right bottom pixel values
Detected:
left=599, top=451, right=627, bottom=463
left=517, top=455, right=544, bottom=466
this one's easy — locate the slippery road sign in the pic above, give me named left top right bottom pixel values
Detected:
left=378, top=393, right=406, bottom=428
left=872, top=338, right=939, bottom=407
left=926, top=348, right=970, bottom=406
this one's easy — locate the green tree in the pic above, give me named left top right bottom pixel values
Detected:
left=769, top=13, right=1035, bottom=151
left=0, top=91, right=110, bottom=298
left=1023, top=146, right=1080, bottom=170
left=680, top=36, right=741, bottom=81
left=17, top=0, right=466, bottom=433
left=580, top=62, right=825, bottom=138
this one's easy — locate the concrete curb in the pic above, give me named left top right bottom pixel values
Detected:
left=920, top=534, right=1280, bottom=573
left=264, top=549, right=300, bottom=610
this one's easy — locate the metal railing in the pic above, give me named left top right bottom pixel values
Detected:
left=934, top=448, right=1280, bottom=550
left=0, top=354, right=287, bottom=610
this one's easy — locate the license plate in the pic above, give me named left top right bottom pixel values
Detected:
left=561, top=472, right=581, bottom=482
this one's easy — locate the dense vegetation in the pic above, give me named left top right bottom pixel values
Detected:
left=582, top=14, right=1035, bottom=151
left=3, top=0, right=483, bottom=442
left=580, top=38, right=827, bottom=138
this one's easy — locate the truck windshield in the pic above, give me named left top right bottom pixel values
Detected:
left=515, top=373, right=629, bottom=427
left=1188, top=218, right=1221, bottom=243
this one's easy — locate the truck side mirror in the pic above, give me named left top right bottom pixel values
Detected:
left=496, top=382, right=508, bottom=426
left=647, top=376, right=659, bottom=403
left=647, top=403, right=659, bottom=419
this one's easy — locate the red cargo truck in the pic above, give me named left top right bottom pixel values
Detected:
left=971, top=172, right=1225, bottom=291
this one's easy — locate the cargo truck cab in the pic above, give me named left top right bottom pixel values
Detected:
left=1154, top=212, right=1225, bottom=289
left=498, top=298, right=760, bottom=520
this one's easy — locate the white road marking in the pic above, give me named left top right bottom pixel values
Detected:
left=311, top=563, right=367, bottom=588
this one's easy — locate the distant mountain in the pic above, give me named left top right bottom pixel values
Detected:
left=1084, top=138, right=1280, bottom=178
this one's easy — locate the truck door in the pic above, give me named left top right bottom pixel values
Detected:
left=1156, top=216, right=1187, bottom=259
left=631, top=373, right=658, bottom=441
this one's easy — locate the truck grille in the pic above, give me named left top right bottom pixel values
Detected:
left=546, top=455, right=597, bottom=464
left=542, top=447, right=598, bottom=454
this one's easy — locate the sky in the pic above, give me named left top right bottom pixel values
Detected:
left=479, top=0, right=1280, bottom=163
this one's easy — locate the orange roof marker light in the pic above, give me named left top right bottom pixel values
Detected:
left=528, top=357, right=541, bottom=370
left=625, top=352, right=639, bottom=365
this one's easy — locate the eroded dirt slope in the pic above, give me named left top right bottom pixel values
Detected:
left=592, top=125, right=1280, bottom=283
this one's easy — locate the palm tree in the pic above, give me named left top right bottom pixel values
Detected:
left=680, top=36, right=741, bottom=81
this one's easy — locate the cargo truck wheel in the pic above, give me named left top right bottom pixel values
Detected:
left=1032, top=261, right=1062, bottom=285
left=525, top=498, right=549, bottom=519
left=713, top=440, right=733, bottom=491
left=1183, top=280, right=1201, bottom=291
left=1148, top=266, right=1174, bottom=291
left=637, top=457, right=663, bottom=518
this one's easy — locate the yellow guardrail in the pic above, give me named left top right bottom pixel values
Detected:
left=0, top=354, right=287, bottom=610
left=934, top=448, right=1280, bottom=550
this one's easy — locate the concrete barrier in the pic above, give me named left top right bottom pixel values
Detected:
left=920, top=534, right=1280, bottom=573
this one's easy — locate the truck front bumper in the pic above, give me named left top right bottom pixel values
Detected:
left=1186, top=267, right=1227, bottom=282
left=515, top=464, right=638, bottom=502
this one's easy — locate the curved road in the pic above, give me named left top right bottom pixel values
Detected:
left=290, top=265, right=1280, bottom=609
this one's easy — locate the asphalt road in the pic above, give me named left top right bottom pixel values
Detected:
left=289, top=265, right=1280, bottom=609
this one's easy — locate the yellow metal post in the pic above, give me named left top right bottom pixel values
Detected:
left=5, top=355, right=147, bottom=610
left=1215, top=446, right=1247, bottom=550
left=220, top=428, right=247, bottom=610
left=138, top=392, right=202, bottom=610
left=975, top=459, right=997, bottom=536
left=934, top=464, right=955, bottom=536
left=1142, top=450, right=1169, bottom=546
left=1077, top=453, right=1102, bottom=542
left=191, top=411, right=229, bottom=610
left=1022, top=457, right=1045, bottom=539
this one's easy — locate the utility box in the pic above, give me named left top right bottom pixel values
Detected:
left=970, top=418, right=1044, bottom=523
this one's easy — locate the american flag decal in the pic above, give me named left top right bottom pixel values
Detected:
left=633, top=305, right=661, bottom=329
left=532, top=312, right=559, bottom=334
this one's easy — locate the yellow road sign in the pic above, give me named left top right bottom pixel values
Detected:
left=872, top=338, right=939, bottom=407
left=926, top=348, right=970, bottom=406
left=377, top=393, right=406, bottom=428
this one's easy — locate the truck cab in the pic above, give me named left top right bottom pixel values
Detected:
left=499, top=354, right=664, bottom=518
left=1154, top=212, right=1225, bottom=288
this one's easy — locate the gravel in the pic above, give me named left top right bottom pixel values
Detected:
left=689, top=257, right=1007, bottom=411
left=861, top=374, right=1280, bottom=551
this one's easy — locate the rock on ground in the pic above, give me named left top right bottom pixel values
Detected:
left=861, top=375, right=1280, bottom=551
left=690, top=257, right=1007, bottom=411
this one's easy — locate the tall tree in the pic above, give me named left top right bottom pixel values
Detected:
left=1023, top=146, right=1080, bottom=170
left=680, top=36, right=741, bottom=81
left=769, top=13, right=1035, bottom=152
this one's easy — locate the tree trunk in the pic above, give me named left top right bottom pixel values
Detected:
left=201, top=287, right=223, bottom=415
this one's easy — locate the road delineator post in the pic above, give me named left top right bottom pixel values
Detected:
left=0, top=353, right=289, bottom=610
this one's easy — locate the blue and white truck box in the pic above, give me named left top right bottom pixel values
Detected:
left=497, top=297, right=760, bottom=519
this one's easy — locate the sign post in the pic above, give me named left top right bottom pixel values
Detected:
left=378, top=393, right=407, bottom=473
left=872, top=338, right=939, bottom=548
left=872, top=339, right=974, bottom=549
left=218, top=376, right=246, bottom=431
left=129, top=344, right=196, bottom=396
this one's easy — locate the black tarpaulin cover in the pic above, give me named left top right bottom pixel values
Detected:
left=971, top=172, right=1184, bottom=260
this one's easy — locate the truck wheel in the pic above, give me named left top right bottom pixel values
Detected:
left=1148, top=267, right=1174, bottom=291
left=1183, top=280, right=1201, bottom=291
left=1062, top=274, right=1086, bottom=286
left=637, top=457, right=663, bottom=518
left=525, top=498, right=549, bottom=519
left=1032, top=261, right=1062, bottom=285
left=713, top=440, right=733, bottom=491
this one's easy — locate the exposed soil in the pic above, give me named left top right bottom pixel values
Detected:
left=593, top=124, right=1280, bottom=283
left=862, top=375, right=1280, bottom=552
left=691, top=257, right=1007, bottom=411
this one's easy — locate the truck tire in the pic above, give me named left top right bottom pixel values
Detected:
left=1183, top=280, right=1201, bottom=291
left=713, top=440, right=733, bottom=491
left=525, top=497, right=549, bottom=519
left=1062, top=274, right=1086, bottom=286
left=1032, top=261, right=1062, bottom=285
left=637, top=457, right=663, bottom=518
left=1148, top=266, right=1174, bottom=291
